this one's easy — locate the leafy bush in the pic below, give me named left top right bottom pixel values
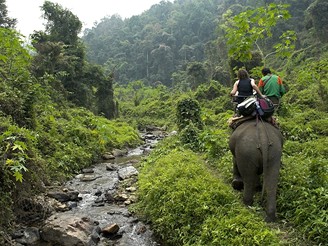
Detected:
left=279, top=110, right=328, bottom=142
left=273, top=55, right=328, bottom=245
left=134, top=143, right=280, bottom=245
left=34, top=107, right=141, bottom=180
left=199, top=127, right=230, bottom=158
left=179, top=122, right=201, bottom=151
left=176, top=97, right=203, bottom=131
left=278, top=142, right=328, bottom=245
left=194, top=81, right=227, bottom=101
left=115, top=82, right=178, bottom=129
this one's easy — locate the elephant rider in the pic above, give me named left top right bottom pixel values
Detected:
left=230, top=69, right=264, bottom=115
left=258, top=68, right=286, bottom=111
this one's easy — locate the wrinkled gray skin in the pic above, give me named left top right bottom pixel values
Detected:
left=229, top=119, right=283, bottom=222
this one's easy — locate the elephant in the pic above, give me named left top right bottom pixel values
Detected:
left=229, top=118, right=283, bottom=222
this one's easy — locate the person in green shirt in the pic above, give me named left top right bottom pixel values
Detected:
left=258, top=68, right=286, bottom=110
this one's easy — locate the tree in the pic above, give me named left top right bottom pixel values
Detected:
left=176, top=97, right=203, bottom=131
left=307, top=0, right=328, bottom=43
left=0, top=0, right=16, bottom=28
left=96, top=72, right=117, bottom=119
left=31, top=1, right=91, bottom=108
left=222, top=3, right=297, bottom=65
left=150, top=44, right=174, bottom=85
left=187, top=62, right=207, bottom=89
left=0, top=28, right=36, bottom=128
left=41, top=0, right=82, bottom=44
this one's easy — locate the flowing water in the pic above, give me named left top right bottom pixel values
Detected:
left=11, top=131, right=165, bottom=246
left=60, top=131, right=163, bottom=245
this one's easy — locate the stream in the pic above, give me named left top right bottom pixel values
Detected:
left=11, top=130, right=166, bottom=246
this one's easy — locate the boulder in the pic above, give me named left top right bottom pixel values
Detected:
left=118, top=166, right=138, bottom=180
left=41, top=214, right=100, bottom=246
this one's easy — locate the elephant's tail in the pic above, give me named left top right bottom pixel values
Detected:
left=260, top=122, right=272, bottom=204
left=261, top=145, right=269, bottom=204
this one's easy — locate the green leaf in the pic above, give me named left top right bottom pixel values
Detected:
left=13, top=172, right=23, bottom=182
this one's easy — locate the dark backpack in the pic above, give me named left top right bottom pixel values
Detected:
left=256, top=97, right=275, bottom=118
left=236, top=97, right=257, bottom=116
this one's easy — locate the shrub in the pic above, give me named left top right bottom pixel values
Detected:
left=176, top=97, right=203, bottom=131
left=135, top=144, right=280, bottom=245
left=278, top=148, right=328, bottom=245
left=179, top=122, right=201, bottom=151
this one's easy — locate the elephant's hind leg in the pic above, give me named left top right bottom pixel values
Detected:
left=242, top=181, right=256, bottom=206
left=232, top=178, right=244, bottom=191
left=243, top=187, right=254, bottom=206
left=264, top=164, right=280, bottom=222
left=232, top=157, right=244, bottom=190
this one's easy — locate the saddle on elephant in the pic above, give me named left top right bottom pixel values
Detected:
left=228, top=96, right=278, bottom=130
left=228, top=113, right=279, bottom=130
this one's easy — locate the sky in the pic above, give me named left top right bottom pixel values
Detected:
left=6, top=0, right=168, bottom=37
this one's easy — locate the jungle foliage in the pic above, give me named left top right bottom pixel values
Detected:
left=133, top=52, right=328, bottom=245
left=134, top=145, right=281, bottom=245
left=0, top=14, right=140, bottom=242
left=1, top=0, right=327, bottom=245
left=82, top=0, right=320, bottom=87
left=31, top=1, right=117, bottom=118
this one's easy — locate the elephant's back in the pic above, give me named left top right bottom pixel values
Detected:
left=230, top=119, right=283, bottom=149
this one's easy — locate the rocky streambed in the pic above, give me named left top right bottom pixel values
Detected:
left=11, top=130, right=167, bottom=246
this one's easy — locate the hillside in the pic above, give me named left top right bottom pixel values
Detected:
left=0, top=0, right=327, bottom=244
left=82, top=0, right=319, bottom=86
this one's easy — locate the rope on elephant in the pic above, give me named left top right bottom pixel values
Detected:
left=257, top=115, right=273, bottom=146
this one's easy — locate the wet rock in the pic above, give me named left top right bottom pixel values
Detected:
left=144, top=133, right=157, bottom=140
left=75, top=173, right=84, bottom=179
left=115, top=193, right=129, bottom=202
left=136, top=225, right=147, bottom=235
left=101, top=223, right=120, bottom=236
left=106, top=163, right=118, bottom=171
left=54, top=201, right=69, bottom=212
left=47, top=191, right=80, bottom=202
left=67, top=201, right=78, bottom=209
left=12, top=227, right=40, bottom=245
left=94, top=190, right=102, bottom=196
left=128, top=195, right=137, bottom=203
left=122, top=210, right=132, bottom=217
left=105, top=191, right=115, bottom=203
left=143, top=148, right=152, bottom=155
left=124, top=200, right=131, bottom=205
left=125, top=186, right=137, bottom=192
left=102, top=152, right=115, bottom=160
left=107, top=210, right=117, bottom=215
left=92, top=202, right=105, bottom=207
left=112, top=149, right=128, bottom=157
left=90, top=227, right=101, bottom=244
left=82, top=168, right=94, bottom=174
left=94, top=196, right=104, bottom=204
left=118, top=166, right=139, bottom=180
left=80, top=174, right=102, bottom=182
left=41, top=215, right=100, bottom=246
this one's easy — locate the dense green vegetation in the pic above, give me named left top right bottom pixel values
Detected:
left=1, top=0, right=327, bottom=245
left=82, top=0, right=319, bottom=86
left=132, top=54, right=327, bottom=245
left=135, top=145, right=281, bottom=245
left=0, top=2, right=141, bottom=242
